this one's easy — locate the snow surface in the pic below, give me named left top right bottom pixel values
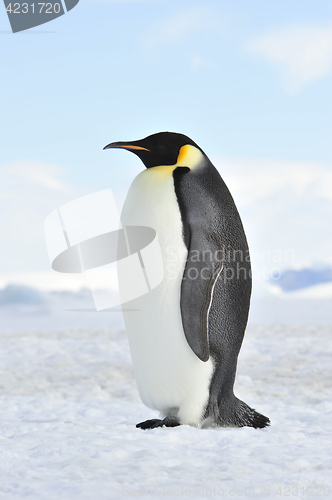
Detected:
left=0, top=320, right=331, bottom=499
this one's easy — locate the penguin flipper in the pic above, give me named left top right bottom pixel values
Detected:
left=180, top=228, right=223, bottom=362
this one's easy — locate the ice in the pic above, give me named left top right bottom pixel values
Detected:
left=0, top=320, right=331, bottom=498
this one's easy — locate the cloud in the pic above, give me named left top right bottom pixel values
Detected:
left=213, top=157, right=332, bottom=272
left=144, top=6, right=219, bottom=51
left=0, top=161, right=73, bottom=275
left=245, top=24, right=332, bottom=92
left=217, top=159, right=332, bottom=206
left=5, top=161, right=68, bottom=191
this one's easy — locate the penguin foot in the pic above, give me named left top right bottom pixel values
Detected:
left=217, top=398, right=270, bottom=429
left=136, top=416, right=180, bottom=430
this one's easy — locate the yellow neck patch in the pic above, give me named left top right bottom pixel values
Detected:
left=176, top=145, right=203, bottom=168
left=146, top=145, right=204, bottom=179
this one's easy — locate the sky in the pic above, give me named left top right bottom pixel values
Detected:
left=0, top=0, right=331, bottom=292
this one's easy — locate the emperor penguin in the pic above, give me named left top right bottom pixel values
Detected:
left=104, top=132, right=270, bottom=430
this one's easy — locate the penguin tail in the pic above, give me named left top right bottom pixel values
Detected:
left=230, top=398, right=270, bottom=429
left=250, top=409, right=271, bottom=429
left=215, top=397, right=270, bottom=429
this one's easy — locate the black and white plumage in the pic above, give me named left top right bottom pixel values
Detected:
left=104, top=132, right=270, bottom=430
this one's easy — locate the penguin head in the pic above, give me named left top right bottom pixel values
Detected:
left=104, top=132, right=203, bottom=169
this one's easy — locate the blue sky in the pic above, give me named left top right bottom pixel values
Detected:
left=1, top=0, right=331, bottom=290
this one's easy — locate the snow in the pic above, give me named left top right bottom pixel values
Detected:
left=0, top=314, right=331, bottom=498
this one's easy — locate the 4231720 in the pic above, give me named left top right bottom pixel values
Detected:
left=5, top=2, right=61, bottom=13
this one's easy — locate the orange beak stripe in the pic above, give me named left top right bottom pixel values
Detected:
left=119, top=145, right=150, bottom=151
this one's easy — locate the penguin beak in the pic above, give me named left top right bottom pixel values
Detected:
left=103, top=141, right=150, bottom=152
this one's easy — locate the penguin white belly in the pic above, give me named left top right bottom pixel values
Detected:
left=120, top=167, right=214, bottom=426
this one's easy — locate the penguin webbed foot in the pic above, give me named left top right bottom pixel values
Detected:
left=136, top=416, right=180, bottom=430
